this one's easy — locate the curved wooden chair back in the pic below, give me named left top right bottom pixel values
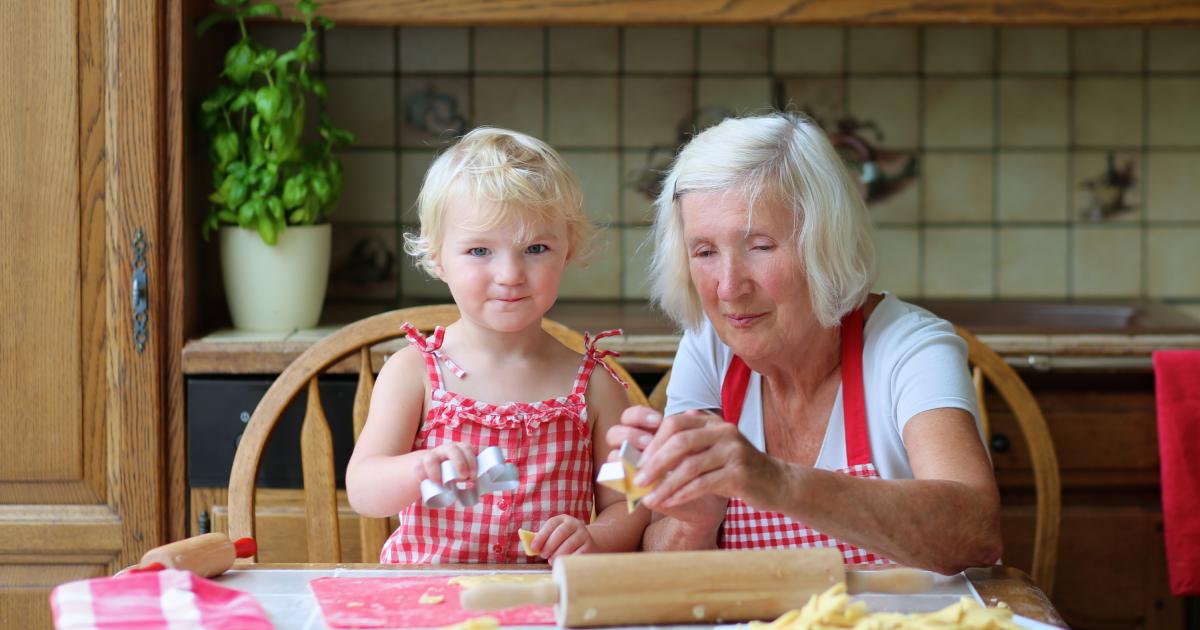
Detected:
left=227, top=304, right=650, bottom=563
left=644, top=326, right=1060, bottom=596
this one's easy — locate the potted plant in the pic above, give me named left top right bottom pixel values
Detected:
left=198, top=0, right=355, bottom=331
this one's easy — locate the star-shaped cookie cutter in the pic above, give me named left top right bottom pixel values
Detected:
left=596, top=440, right=656, bottom=513
left=419, top=446, right=519, bottom=508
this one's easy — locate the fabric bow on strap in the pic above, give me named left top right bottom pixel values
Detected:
left=402, top=323, right=468, bottom=379
left=583, top=328, right=628, bottom=389
left=419, top=446, right=519, bottom=508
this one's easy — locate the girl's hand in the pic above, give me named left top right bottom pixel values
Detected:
left=637, top=410, right=780, bottom=514
left=530, top=515, right=595, bottom=563
left=415, top=441, right=477, bottom=485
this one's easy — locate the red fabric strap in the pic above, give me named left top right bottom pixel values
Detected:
left=719, top=306, right=870, bottom=466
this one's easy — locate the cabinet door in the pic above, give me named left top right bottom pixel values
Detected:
left=0, top=1, right=168, bottom=627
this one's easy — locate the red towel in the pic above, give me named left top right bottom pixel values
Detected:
left=1154, top=350, right=1200, bottom=596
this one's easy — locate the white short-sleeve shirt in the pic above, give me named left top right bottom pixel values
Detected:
left=663, top=293, right=982, bottom=480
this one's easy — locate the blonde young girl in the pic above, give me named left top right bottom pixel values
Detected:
left=347, top=128, right=649, bottom=564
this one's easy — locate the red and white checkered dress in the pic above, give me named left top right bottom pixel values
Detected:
left=718, top=307, right=894, bottom=565
left=379, top=324, right=626, bottom=564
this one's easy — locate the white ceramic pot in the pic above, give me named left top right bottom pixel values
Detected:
left=219, top=223, right=331, bottom=331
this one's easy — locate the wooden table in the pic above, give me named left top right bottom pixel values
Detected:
left=215, top=563, right=1067, bottom=629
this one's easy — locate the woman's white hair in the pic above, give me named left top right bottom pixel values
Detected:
left=403, top=127, right=592, bottom=276
left=650, top=112, right=876, bottom=330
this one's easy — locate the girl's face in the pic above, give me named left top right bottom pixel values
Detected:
left=434, top=193, right=571, bottom=334
left=681, top=188, right=816, bottom=363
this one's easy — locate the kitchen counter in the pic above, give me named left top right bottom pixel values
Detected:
left=182, top=300, right=1200, bottom=374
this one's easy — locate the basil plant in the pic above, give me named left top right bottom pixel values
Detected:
left=198, top=0, right=355, bottom=245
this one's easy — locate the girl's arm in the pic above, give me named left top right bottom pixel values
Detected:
left=345, top=346, right=476, bottom=518
left=582, top=371, right=652, bottom=552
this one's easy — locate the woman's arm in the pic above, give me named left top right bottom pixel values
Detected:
left=345, top=347, right=477, bottom=517
left=634, top=407, right=1002, bottom=573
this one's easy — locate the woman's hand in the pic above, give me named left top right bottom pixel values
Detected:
left=415, top=441, right=477, bottom=485
left=635, top=409, right=780, bottom=512
left=531, top=515, right=595, bottom=564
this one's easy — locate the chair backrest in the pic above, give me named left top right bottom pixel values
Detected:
left=227, top=304, right=650, bottom=563
left=645, top=326, right=1060, bottom=596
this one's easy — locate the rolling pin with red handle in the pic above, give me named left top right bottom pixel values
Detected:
left=126, top=533, right=257, bottom=578
left=460, top=548, right=932, bottom=627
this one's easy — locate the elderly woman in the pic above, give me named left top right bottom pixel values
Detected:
left=611, top=113, right=1002, bottom=574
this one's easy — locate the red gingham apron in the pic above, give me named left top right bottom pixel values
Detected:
left=718, top=307, right=894, bottom=565
left=379, top=324, right=626, bottom=564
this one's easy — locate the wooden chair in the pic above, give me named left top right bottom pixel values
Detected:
left=645, top=325, right=1061, bottom=596
left=227, top=304, right=650, bottom=563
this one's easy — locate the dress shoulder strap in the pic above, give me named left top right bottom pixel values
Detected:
left=572, top=329, right=628, bottom=396
left=400, top=323, right=467, bottom=390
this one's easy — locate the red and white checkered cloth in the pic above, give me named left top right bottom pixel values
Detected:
left=379, top=324, right=625, bottom=564
left=49, top=568, right=271, bottom=629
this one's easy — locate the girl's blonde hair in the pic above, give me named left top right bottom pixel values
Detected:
left=651, top=112, right=876, bottom=330
left=404, top=127, right=593, bottom=276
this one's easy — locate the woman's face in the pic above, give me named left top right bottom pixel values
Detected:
left=680, top=189, right=817, bottom=362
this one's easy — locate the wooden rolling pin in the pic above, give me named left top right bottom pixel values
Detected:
left=460, top=548, right=933, bottom=627
left=127, top=533, right=257, bottom=578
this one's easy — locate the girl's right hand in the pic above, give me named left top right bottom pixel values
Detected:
left=416, top=441, right=477, bottom=485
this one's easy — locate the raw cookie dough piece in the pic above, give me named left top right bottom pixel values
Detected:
left=418, top=589, right=445, bottom=605
left=517, top=528, right=538, bottom=556
left=442, top=615, right=499, bottom=630
left=447, top=573, right=552, bottom=590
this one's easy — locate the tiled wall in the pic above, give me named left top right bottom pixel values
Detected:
left=246, top=24, right=1200, bottom=312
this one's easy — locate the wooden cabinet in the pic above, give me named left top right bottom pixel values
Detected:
left=987, top=371, right=1185, bottom=629
left=0, top=1, right=176, bottom=627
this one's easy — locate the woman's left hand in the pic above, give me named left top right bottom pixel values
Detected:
left=636, top=410, right=782, bottom=511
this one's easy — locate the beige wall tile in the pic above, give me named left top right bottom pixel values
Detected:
left=922, top=227, right=994, bottom=298
left=1074, top=28, right=1143, bottom=73
left=622, top=227, right=655, bottom=299
left=1072, top=226, right=1143, bottom=297
left=872, top=227, right=919, bottom=297
left=696, top=77, right=773, bottom=116
left=924, top=27, right=994, bottom=75
left=399, top=28, right=469, bottom=72
left=328, top=226, right=398, bottom=300
left=326, top=27, right=395, bottom=73
left=1146, top=152, right=1200, bottom=222
left=398, top=77, right=471, bottom=148
left=622, top=149, right=666, bottom=225
left=472, top=76, right=545, bottom=137
left=400, top=255, right=452, bottom=300
left=1149, top=78, right=1200, bottom=147
left=869, top=178, right=920, bottom=224
left=698, top=27, right=768, bottom=73
left=999, top=78, right=1068, bottom=147
left=333, top=152, right=397, bottom=223
left=1177, top=303, right=1200, bottom=322
left=622, top=77, right=693, bottom=148
left=561, top=228, right=621, bottom=298
left=773, top=27, right=844, bottom=74
left=1073, top=78, right=1143, bottom=147
left=848, top=78, right=919, bottom=149
left=1072, top=151, right=1142, bottom=223
left=548, top=77, right=618, bottom=147
left=624, top=27, right=694, bottom=73
left=848, top=27, right=917, bottom=73
left=996, top=153, right=1069, bottom=223
left=549, top=27, right=619, bottom=73
left=399, top=151, right=435, bottom=219
left=782, top=78, right=845, bottom=126
left=922, top=79, right=994, bottom=148
left=998, top=227, right=1068, bottom=298
left=326, top=77, right=395, bottom=148
left=923, top=153, right=994, bottom=222
left=1148, top=28, right=1200, bottom=72
left=475, top=28, right=544, bottom=73
left=561, top=151, right=620, bottom=225
left=999, top=28, right=1069, bottom=74
left=1148, top=228, right=1200, bottom=298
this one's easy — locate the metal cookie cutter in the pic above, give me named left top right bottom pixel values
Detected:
left=597, top=440, right=656, bottom=513
left=419, top=446, right=519, bottom=508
